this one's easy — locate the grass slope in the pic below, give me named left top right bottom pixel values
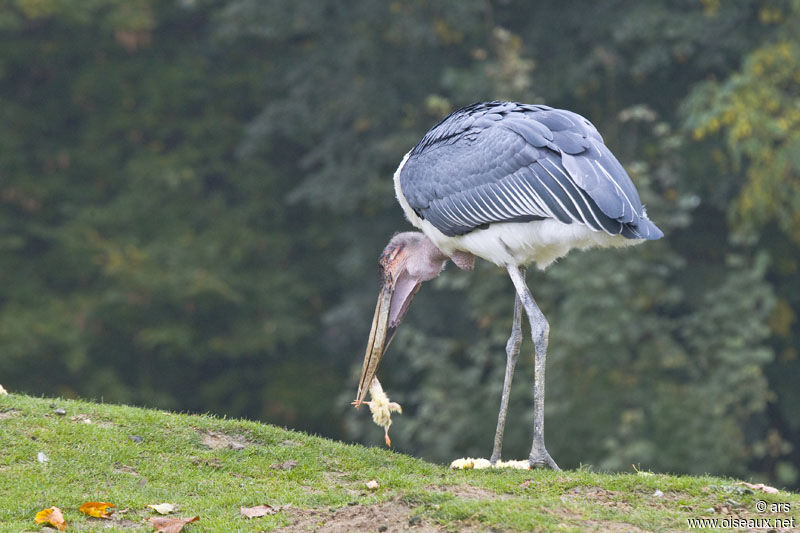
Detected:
left=1, top=393, right=797, bottom=532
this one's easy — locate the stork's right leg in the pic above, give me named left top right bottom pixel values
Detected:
left=506, top=265, right=560, bottom=471
left=490, top=292, right=523, bottom=464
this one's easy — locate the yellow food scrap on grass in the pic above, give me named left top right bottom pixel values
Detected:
left=450, top=458, right=531, bottom=470
left=450, top=458, right=492, bottom=470
left=494, top=459, right=531, bottom=470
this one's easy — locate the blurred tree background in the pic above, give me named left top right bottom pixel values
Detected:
left=1, top=0, right=798, bottom=488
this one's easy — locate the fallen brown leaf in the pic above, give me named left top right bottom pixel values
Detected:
left=739, top=481, right=779, bottom=494
left=35, top=507, right=67, bottom=530
left=240, top=504, right=289, bottom=518
left=79, top=501, right=115, bottom=518
left=149, top=516, right=198, bottom=532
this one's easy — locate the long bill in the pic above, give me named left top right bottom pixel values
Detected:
left=355, top=280, right=394, bottom=405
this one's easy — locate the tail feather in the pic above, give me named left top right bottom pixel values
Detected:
left=621, top=216, right=663, bottom=240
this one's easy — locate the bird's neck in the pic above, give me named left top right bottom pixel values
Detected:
left=418, top=234, right=474, bottom=272
left=450, top=250, right=475, bottom=271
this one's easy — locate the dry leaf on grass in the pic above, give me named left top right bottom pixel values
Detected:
left=148, top=503, right=176, bottom=514
left=35, top=507, right=67, bottom=530
left=148, top=515, right=199, bottom=532
left=739, top=482, right=779, bottom=494
left=79, top=501, right=115, bottom=518
left=240, top=504, right=290, bottom=518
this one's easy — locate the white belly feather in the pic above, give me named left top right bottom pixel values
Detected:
left=393, top=151, right=642, bottom=270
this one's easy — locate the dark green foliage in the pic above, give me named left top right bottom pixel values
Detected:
left=0, top=0, right=334, bottom=432
left=0, top=0, right=797, bottom=489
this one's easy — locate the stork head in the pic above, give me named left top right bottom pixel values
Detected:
left=355, top=232, right=449, bottom=404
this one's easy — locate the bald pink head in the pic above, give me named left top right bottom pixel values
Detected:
left=355, top=232, right=473, bottom=403
left=380, top=232, right=447, bottom=326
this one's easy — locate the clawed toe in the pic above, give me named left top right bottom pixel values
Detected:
left=529, top=451, right=560, bottom=471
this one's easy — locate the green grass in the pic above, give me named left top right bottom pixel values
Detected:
left=1, top=393, right=797, bottom=532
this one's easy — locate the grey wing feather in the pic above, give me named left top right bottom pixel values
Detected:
left=399, top=103, right=663, bottom=240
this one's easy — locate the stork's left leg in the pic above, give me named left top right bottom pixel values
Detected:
left=490, top=292, right=523, bottom=464
left=506, top=265, right=560, bottom=471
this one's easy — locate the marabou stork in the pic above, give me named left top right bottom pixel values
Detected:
left=354, top=101, right=662, bottom=469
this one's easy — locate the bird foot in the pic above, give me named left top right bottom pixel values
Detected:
left=351, top=400, right=368, bottom=409
left=528, top=450, right=560, bottom=471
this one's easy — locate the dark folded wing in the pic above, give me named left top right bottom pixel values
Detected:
left=399, top=103, right=662, bottom=240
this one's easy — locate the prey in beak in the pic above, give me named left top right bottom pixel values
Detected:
left=352, top=232, right=450, bottom=445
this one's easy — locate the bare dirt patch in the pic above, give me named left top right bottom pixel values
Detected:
left=198, top=430, right=252, bottom=450
left=571, top=518, right=649, bottom=532
left=282, top=500, right=444, bottom=533
left=323, top=471, right=348, bottom=482
left=270, top=459, right=298, bottom=470
left=548, top=502, right=648, bottom=533
left=0, top=408, right=21, bottom=419
left=636, top=488, right=694, bottom=512
left=191, top=456, right=223, bottom=468
left=552, top=486, right=649, bottom=532
left=561, top=486, right=632, bottom=512
left=426, top=484, right=506, bottom=500
left=113, top=462, right=140, bottom=476
left=67, top=413, right=116, bottom=428
left=322, top=471, right=360, bottom=497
